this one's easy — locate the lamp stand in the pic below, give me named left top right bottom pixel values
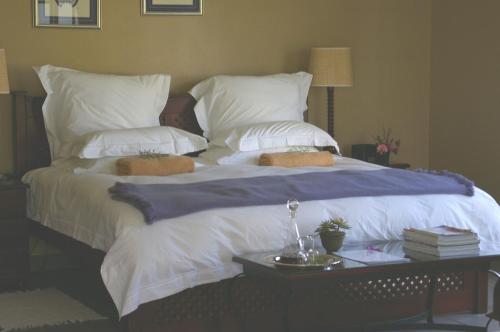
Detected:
left=326, top=86, right=335, bottom=138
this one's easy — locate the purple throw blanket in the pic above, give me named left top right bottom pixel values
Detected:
left=109, top=169, right=474, bottom=224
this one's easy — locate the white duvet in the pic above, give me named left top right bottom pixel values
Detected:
left=23, top=157, right=500, bottom=318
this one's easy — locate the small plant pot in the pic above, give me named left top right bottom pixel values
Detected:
left=320, top=231, right=346, bottom=253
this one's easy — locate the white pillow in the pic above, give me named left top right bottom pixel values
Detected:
left=53, top=156, right=208, bottom=175
left=210, top=121, right=340, bottom=153
left=34, top=65, right=171, bottom=160
left=76, top=126, right=208, bottom=159
left=189, top=72, right=312, bottom=140
left=199, top=146, right=319, bottom=166
left=52, top=157, right=121, bottom=175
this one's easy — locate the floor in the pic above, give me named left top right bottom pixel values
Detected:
left=24, top=268, right=120, bottom=331
left=392, top=274, right=498, bottom=332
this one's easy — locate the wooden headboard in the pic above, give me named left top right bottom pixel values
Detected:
left=12, top=92, right=202, bottom=177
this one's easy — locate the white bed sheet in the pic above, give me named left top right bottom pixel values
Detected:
left=22, top=157, right=500, bottom=318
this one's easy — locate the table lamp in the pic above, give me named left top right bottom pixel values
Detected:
left=0, top=49, right=11, bottom=179
left=308, top=47, right=353, bottom=138
left=0, top=49, right=9, bottom=95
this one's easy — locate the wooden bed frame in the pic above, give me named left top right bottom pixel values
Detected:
left=12, top=91, right=489, bottom=332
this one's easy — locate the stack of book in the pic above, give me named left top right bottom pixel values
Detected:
left=403, top=225, right=480, bottom=259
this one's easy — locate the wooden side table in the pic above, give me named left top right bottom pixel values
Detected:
left=390, top=163, right=411, bottom=169
left=351, top=144, right=411, bottom=169
left=0, top=181, right=30, bottom=289
left=233, top=246, right=498, bottom=332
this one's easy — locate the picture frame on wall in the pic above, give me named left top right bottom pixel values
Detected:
left=33, top=0, right=101, bottom=29
left=142, top=0, right=203, bottom=16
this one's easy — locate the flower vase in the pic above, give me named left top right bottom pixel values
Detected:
left=375, top=152, right=390, bottom=166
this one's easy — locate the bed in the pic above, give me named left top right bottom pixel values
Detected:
left=12, top=91, right=500, bottom=332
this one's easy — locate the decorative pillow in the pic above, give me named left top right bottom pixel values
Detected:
left=76, top=126, right=208, bottom=159
left=189, top=72, right=313, bottom=140
left=210, top=121, right=339, bottom=153
left=199, top=146, right=319, bottom=166
left=34, top=65, right=171, bottom=160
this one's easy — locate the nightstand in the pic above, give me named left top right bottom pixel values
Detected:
left=389, top=163, right=411, bottom=169
left=351, top=144, right=410, bottom=169
left=0, top=181, right=29, bottom=289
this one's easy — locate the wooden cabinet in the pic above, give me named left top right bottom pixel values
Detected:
left=0, top=183, right=29, bottom=289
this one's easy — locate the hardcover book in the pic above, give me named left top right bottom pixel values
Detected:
left=404, top=226, right=478, bottom=246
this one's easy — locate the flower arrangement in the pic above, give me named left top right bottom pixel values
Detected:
left=374, top=128, right=401, bottom=155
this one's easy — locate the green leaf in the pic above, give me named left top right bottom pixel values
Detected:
left=315, top=217, right=351, bottom=234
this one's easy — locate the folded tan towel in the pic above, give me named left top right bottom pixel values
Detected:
left=258, top=151, right=334, bottom=168
left=116, top=155, right=195, bottom=176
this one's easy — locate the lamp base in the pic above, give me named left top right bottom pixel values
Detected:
left=327, top=87, right=334, bottom=138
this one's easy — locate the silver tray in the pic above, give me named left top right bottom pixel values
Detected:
left=264, top=254, right=343, bottom=270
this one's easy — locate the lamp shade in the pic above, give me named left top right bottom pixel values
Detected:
left=0, top=49, right=9, bottom=94
left=309, top=47, right=353, bottom=87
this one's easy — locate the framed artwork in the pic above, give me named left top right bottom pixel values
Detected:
left=33, top=0, right=101, bottom=29
left=142, top=0, right=203, bottom=16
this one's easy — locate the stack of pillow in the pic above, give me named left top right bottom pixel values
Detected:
left=35, top=65, right=340, bottom=175
left=189, top=73, right=339, bottom=166
left=35, top=65, right=208, bottom=175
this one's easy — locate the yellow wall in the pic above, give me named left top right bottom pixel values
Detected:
left=0, top=0, right=431, bottom=173
left=431, top=0, right=500, bottom=201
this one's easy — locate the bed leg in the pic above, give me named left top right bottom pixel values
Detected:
left=474, top=270, right=489, bottom=314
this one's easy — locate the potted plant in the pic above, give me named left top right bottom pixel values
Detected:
left=315, top=218, right=351, bottom=252
left=373, top=128, right=401, bottom=166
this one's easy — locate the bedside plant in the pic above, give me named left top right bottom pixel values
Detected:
left=315, top=218, right=351, bottom=252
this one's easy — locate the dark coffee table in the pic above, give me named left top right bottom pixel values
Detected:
left=233, top=241, right=500, bottom=332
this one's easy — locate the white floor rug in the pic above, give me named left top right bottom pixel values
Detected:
left=0, top=288, right=105, bottom=332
